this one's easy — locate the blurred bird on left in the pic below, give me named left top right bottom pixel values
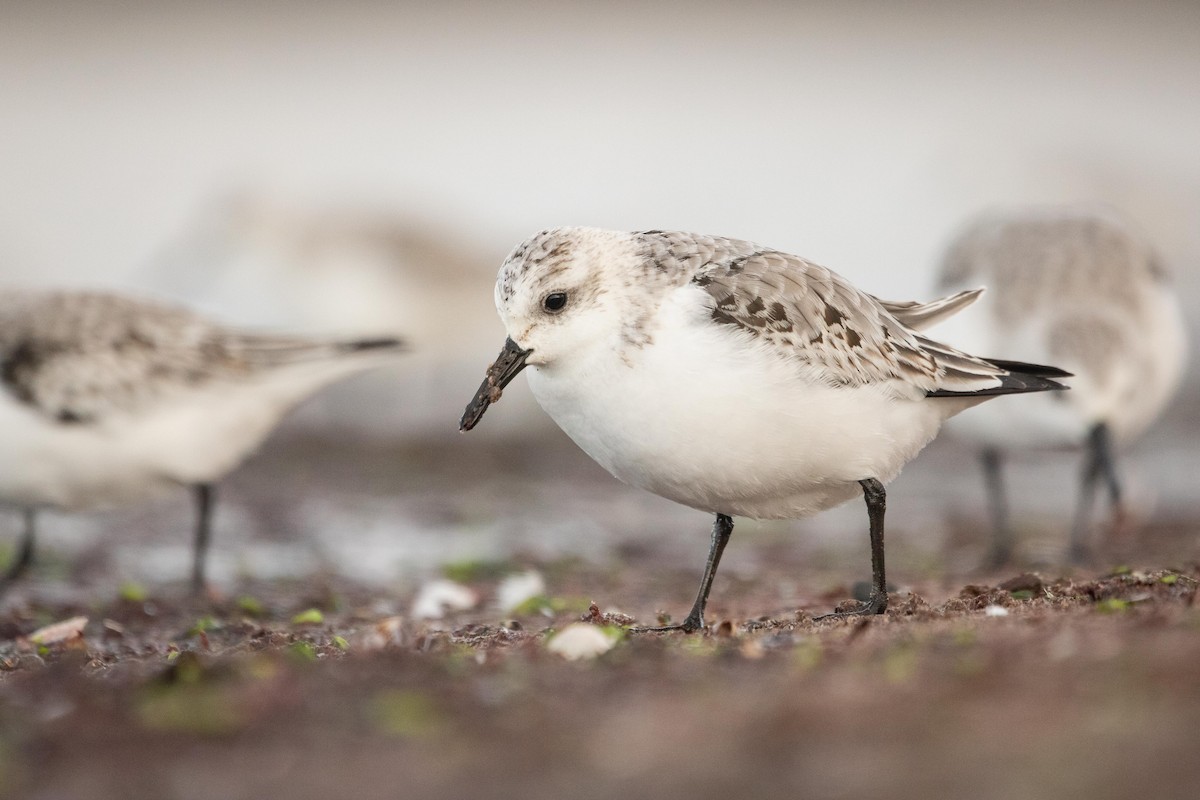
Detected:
left=0, top=290, right=406, bottom=594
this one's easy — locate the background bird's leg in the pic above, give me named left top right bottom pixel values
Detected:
left=817, top=479, right=889, bottom=619
left=191, top=483, right=215, bottom=594
left=1090, top=423, right=1122, bottom=507
left=1088, top=421, right=1130, bottom=542
left=632, top=513, right=733, bottom=634
left=0, top=510, right=37, bottom=592
left=1068, top=424, right=1111, bottom=564
left=981, top=447, right=1013, bottom=569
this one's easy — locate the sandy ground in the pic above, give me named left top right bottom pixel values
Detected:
left=1, top=427, right=1199, bottom=800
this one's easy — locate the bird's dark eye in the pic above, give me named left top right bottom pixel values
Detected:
left=542, top=292, right=568, bottom=313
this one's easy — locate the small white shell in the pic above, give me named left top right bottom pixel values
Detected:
left=496, top=570, right=546, bottom=612
left=410, top=579, right=479, bottom=620
left=28, top=616, right=88, bottom=645
left=547, top=623, right=618, bottom=661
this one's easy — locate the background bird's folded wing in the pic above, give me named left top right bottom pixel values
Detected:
left=0, top=292, right=400, bottom=424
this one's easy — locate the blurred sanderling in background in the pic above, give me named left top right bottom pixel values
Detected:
left=145, top=191, right=545, bottom=437
left=0, top=289, right=405, bottom=594
left=934, top=206, right=1187, bottom=565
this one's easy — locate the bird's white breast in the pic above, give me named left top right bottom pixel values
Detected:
left=525, top=284, right=968, bottom=519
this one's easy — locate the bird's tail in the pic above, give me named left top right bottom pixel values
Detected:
left=231, top=333, right=407, bottom=368
left=332, top=336, right=407, bottom=355
left=928, top=358, right=1071, bottom=398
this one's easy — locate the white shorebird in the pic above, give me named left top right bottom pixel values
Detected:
left=0, top=290, right=405, bottom=593
left=460, top=227, right=1069, bottom=630
left=934, top=207, right=1188, bottom=566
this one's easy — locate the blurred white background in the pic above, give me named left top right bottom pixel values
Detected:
left=1, top=0, right=1197, bottom=588
left=3, top=2, right=1196, bottom=366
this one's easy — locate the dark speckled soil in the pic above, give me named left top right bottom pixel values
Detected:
left=3, top=558, right=1200, bottom=800
left=1, top=431, right=1199, bottom=800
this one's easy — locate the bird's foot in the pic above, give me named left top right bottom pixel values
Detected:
left=814, top=591, right=888, bottom=620
left=629, top=612, right=706, bottom=634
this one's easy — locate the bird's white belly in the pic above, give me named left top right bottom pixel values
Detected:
left=0, top=393, right=175, bottom=509
left=526, top=304, right=965, bottom=519
left=0, top=371, right=320, bottom=511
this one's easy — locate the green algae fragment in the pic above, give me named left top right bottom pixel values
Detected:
left=119, top=582, right=148, bottom=602
left=291, top=608, right=325, bottom=626
left=236, top=596, right=265, bottom=617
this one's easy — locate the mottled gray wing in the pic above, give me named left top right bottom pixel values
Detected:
left=0, top=292, right=397, bottom=424
left=685, top=245, right=1007, bottom=393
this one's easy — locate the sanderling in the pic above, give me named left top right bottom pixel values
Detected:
left=460, top=227, right=1068, bottom=630
left=0, top=290, right=405, bottom=593
left=935, top=207, right=1188, bottom=565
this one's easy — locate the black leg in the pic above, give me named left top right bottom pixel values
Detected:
left=1068, top=423, right=1111, bottom=564
left=981, top=447, right=1013, bottom=569
left=191, top=483, right=215, bottom=594
left=1071, top=421, right=1125, bottom=562
left=0, top=509, right=37, bottom=593
left=816, top=479, right=889, bottom=619
left=631, top=513, right=734, bottom=634
left=1091, top=422, right=1124, bottom=517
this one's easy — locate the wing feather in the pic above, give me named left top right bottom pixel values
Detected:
left=877, top=288, right=983, bottom=332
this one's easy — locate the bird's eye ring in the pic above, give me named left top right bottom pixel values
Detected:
left=542, top=292, right=568, bottom=313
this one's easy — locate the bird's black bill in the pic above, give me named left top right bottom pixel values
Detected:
left=459, top=337, right=533, bottom=431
